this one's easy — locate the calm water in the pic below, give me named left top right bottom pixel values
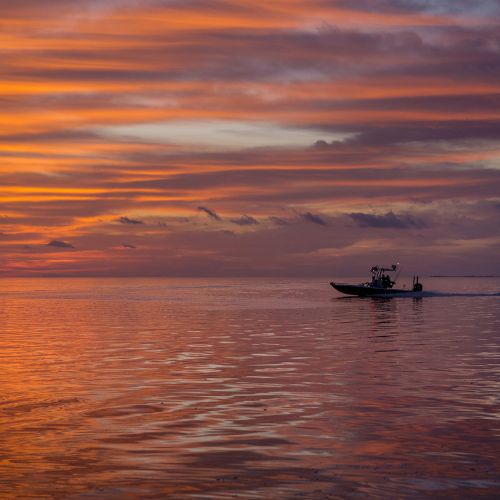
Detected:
left=0, top=277, right=499, bottom=499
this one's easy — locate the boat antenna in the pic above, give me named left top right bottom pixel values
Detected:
left=394, top=263, right=402, bottom=282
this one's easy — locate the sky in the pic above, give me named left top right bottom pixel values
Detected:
left=0, top=0, right=499, bottom=277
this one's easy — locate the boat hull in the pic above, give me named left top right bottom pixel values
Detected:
left=330, top=282, right=414, bottom=297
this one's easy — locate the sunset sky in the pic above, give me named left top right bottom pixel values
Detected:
left=1, top=0, right=499, bottom=277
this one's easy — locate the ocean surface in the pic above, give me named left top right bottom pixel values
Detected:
left=0, top=277, right=499, bottom=499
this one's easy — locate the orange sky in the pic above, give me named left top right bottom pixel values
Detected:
left=1, top=0, right=499, bottom=276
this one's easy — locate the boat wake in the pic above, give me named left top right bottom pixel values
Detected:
left=336, top=291, right=500, bottom=300
left=421, top=291, right=500, bottom=297
left=374, top=291, right=500, bottom=298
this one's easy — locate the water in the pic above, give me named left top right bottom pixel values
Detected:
left=0, top=277, right=499, bottom=499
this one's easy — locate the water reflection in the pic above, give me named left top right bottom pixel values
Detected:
left=0, top=278, right=499, bottom=498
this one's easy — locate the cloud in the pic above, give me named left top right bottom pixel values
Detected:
left=118, top=216, right=144, bottom=225
left=197, top=206, right=221, bottom=221
left=1, top=0, right=499, bottom=277
left=348, top=211, right=427, bottom=229
left=301, top=212, right=327, bottom=226
left=314, top=119, right=500, bottom=149
left=123, top=243, right=136, bottom=249
left=99, top=119, right=347, bottom=150
left=230, top=214, right=258, bottom=226
left=333, top=0, right=500, bottom=16
left=47, top=240, right=74, bottom=249
left=0, top=129, right=101, bottom=144
left=269, top=216, right=289, bottom=225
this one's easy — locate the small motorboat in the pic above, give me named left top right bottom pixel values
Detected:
left=330, top=264, right=423, bottom=297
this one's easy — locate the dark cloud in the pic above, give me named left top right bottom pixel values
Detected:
left=6, top=21, right=488, bottom=85
left=127, top=162, right=500, bottom=200
left=314, top=120, right=500, bottom=147
left=235, top=179, right=500, bottom=206
left=0, top=0, right=262, bottom=20
left=301, top=212, right=327, bottom=226
left=129, top=167, right=381, bottom=192
left=348, top=211, right=427, bottom=229
left=230, top=215, right=258, bottom=226
left=269, top=216, right=289, bottom=226
left=47, top=240, right=74, bottom=249
left=4, top=3, right=500, bottom=92
left=309, top=94, right=500, bottom=115
left=331, top=0, right=500, bottom=16
left=420, top=0, right=500, bottom=15
left=197, top=206, right=221, bottom=221
left=10, top=0, right=499, bottom=20
left=330, top=0, right=426, bottom=13
left=118, top=216, right=144, bottom=225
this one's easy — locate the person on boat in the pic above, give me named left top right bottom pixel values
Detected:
left=382, top=274, right=392, bottom=288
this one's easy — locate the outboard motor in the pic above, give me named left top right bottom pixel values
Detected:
left=412, top=275, right=423, bottom=292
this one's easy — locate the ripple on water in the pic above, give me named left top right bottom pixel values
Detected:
left=0, top=277, right=499, bottom=498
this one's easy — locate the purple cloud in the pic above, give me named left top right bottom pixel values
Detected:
left=197, top=206, right=221, bottom=221
left=230, top=215, right=258, bottom=226
left=269, top=216, right=289, bottom=226
left=118, top=216, right=144, bottom=225
left=301, top=212, right=327, bottom=226
left=348, top=211, right=427, bottom=229
left=47, top=240, right=74, bottom=249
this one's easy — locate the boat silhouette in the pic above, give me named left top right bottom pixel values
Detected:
left=330, top=264, right=423, bottom=297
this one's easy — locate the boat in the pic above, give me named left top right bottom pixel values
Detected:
left=330, top=264, right=423, bottom=297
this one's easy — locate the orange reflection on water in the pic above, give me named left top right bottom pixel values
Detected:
left=0, top=278, right=499, bottom=498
